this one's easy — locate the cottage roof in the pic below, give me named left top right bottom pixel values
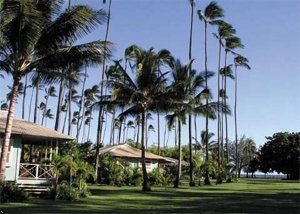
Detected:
left=99, top=144, right=174, bottom=163
left=0, top=111, right=74, bottom=143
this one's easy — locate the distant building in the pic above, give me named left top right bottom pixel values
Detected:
left=98, top=144, right=175, bottom=172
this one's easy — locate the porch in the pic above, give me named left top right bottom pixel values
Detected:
left=17, top=163, right=55, bottom=185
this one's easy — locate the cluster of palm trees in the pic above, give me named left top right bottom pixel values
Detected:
left=0, top=0, right=111, bottom=181
left=0, top=0, right=251, bottom=192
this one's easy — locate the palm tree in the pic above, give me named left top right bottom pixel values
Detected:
left=107, top=46, right=174, bottom=191
left=168, top=60, right=215, bottom=188
left=213, top=20, right=235, bottom=174
left=234, top=55, right=250, bottom=179
left=0, top=1, right=110, bottom=180
left=197, top=1, right=224, bottom=185
left=95, top=0, right=113, bottom=168
left=223, top=36, right=244, bottom=163
left=242, top=138, right=256, bottom=178
left=188, top=0, right=195, bottom=187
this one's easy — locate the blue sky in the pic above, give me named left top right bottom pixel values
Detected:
left=0, top=0, right=299, bottom=148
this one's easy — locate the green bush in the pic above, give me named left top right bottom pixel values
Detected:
left=148, top=167, right=163, bottom=185
left=55, top=181, right=90, bottom=201
left=0, top=182, right=28, bottom=203
left=131, top=168, right=143, bottom=186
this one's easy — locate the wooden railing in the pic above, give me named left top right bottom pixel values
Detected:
left=19, top=163, right=55, bottom=179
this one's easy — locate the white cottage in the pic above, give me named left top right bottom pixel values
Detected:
left=98, top=144, right=174, bottom=172
left=0, top=111, right=74, bottom=186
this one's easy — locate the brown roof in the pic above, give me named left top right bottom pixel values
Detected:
left=0, top=111, right=74, bottom=142
left=99, top=144, right=173, bottom=163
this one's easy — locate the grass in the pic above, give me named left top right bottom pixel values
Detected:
left=1, top=178, right=299, bottom=213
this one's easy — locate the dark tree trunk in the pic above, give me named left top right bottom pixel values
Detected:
left=234, top=65, right=238, bottom=179
left=22, top=74, right=28, bottom=119
left=95, top=0, right=112, bottom=182
left=224, top=51, right=229, bottom=164
left=68, top=80, right=72, bottom=136
left=54, top=78, right=64, bottom=131
left=157, top=112, right=160, bottom=155
left=110, top=108, right=115, bottom=145
left=204, top=21, right=210, bottom=185
left=141, top=111, right=151, bottom=191
left=188, top=0, right=195, bottom=187
left=217, top=40, right=222, bottom=176
left=33, top=77, right=39, bottom=124
left=76, top=68, right=88, bottom=142
left=136, top=119, right=140, bottom=148
left=174, top=119, right=182, bottom=188
left=28, top=85, right=34, bottom=121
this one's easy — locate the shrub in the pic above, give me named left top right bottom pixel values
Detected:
left=131, top=168, right=143, bottom=186
left=56, top=183, right=79, bottom=201
left=0, top=182, right=28, bottom=203
left=148, top=167, right=162, bottom=185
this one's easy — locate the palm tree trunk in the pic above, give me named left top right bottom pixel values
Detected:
left=109, top=108, right=115, bottom=145
left=141, top=110, right=151, bottom=191
left=188, top=0, right=195, bottom=187
left=136, top=120, right=140, bottom=148
left=204, top=21, right=210, bottom=185
left=95, top=106, right=104, bottom=182
left=157, top=112, right=160, bottom=155
left=174, top=121, right=177, bottom=147
left=95, top=0, right=112, bottom=180
left=76, top=68, right=88, bottom=142
left=28, top=86, right=34, bottom=121
left=0, top=77, right=20, bottom=181
left=118, top=120, right=122, bottom=144
left=163, top=123, right=167, bottom=147
left=22, top=74, right=28, bottom=119
left=217, top=40, right=222, bottom=176
left=87, top=123, right=91, bottom=142
left=68, top=80, right=72, bottom=136
left=145, top=116, right=148, bottom=148
left=224, top=51, right=229, bottom=163
left=33, top=77, right=39, bottom=124
left=101, top=111, right=108, bottom=145
left=54, top=78, right=64, bottom=131
left=122, top=119, right=126, bottom=144
left=174, top=118, right=182, bottom=188
left=234, top=64, right=238, bottom=179
left=62, top=103, right=68, bottom=134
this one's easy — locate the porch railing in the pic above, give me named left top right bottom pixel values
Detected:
left=19, top=163, right=55, bottom=179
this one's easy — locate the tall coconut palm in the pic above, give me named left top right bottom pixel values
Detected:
left=220, top=64, right=234, bottom=163
left=223, top=36, right=244, bottom=163
left=0, top=0, right=110, bottom=181
left=213, top=20, right=235, bottom=174
left=95, top=0, right=113, bottom=172
left=107, top=46, right=174, bottom=191
left=234, top=55, right=250, bottom=179
left=188, top=0, right=196, bottom=187
left=197, top=1, right=224, bottom=185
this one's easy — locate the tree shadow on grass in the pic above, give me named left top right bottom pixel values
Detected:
left=2, top=190, right=299, bottom=214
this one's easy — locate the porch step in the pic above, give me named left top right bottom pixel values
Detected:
left=18, top=184, right=52, bottom=195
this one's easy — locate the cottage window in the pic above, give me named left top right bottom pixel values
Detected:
left=0, top=139, right=14, bottom=167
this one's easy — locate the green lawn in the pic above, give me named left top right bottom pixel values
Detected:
left=1, top=178, right=299, bottom=213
